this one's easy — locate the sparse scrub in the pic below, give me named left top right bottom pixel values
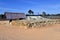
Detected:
left=9, top=19, right=60, bottom=29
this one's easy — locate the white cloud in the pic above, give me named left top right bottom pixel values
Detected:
left=0, top=7, right=20, bottom=11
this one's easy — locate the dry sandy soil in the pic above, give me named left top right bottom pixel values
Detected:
left=0, top=22, right=60, bottom=40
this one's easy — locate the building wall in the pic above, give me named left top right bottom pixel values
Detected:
left=5, top=12, right=26, bottom=20
left=26, top=16, right=48, bottom=21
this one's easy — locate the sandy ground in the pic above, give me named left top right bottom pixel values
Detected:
left=0, top=23, right=60, bottom=40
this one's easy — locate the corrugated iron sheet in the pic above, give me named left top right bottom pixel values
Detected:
left=5, top=12, right=26, bottom=19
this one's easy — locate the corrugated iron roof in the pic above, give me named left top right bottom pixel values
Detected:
left=5, top=12, right=26, bottom=20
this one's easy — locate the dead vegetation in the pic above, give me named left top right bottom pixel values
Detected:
left=0, top=19, right=60, bottom=29
left=9, top=19, right=60, bottom=29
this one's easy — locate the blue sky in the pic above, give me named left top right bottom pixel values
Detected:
left=0, top=0, right=60, bottom=14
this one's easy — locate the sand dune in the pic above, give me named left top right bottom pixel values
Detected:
left=0, top=23, right=60, bottom=40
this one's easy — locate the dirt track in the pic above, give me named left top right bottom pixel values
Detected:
left=0, top=24, right=60, bottom=40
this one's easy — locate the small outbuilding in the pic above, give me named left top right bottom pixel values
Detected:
left=4, top=12, right=26, bottom=20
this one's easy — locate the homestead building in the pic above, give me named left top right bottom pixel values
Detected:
left=4, top=12, right=26, bottom=20
left=26, top=14, right=47, bottom=21
left=1, top=12, right=60, bottom=21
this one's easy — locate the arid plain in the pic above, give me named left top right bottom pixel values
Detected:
left=0, top=21, right=60, bottom=40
